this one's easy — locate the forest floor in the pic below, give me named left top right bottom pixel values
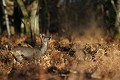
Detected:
left=0, top=29, right=120, bottom=80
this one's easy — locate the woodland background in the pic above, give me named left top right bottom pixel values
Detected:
left=1, top=0, right=120, bottom=80
left=0, top=0, right=120, bottom=39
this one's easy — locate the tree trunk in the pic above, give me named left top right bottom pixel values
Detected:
left=30, top=0, right=39, bottom=35
left=116, top=0, right=120, bottom=36
left=16, top=0, right=31, bottom=42
left=30, top=0, right=39, bottom=46
left=2, top=0, right=11, bottom=37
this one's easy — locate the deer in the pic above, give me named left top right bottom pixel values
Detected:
left=11, top=34, right=51, bottom=63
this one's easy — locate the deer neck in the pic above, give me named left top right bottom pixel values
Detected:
left=40, top=41, right=48, bottom=55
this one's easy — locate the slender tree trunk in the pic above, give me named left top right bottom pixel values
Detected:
left=116, top=0, right=120, bottom=36
left=2, top=0, right=11, bottom=37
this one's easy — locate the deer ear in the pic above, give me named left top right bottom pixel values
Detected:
left=39, top=34, right=42, bottom=38
left=40, top=34, right=44, bottom=40
left=40, top=34, right=44, bottom=38
left=42, top=34, right=45, bottom=38
left=49, top=37, right=51, bottom=40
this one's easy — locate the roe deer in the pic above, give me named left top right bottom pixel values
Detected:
left=11, top=34, right=51, bottom=63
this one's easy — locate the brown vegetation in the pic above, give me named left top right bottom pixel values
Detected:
left=0, top=29, right=120, bottom=80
